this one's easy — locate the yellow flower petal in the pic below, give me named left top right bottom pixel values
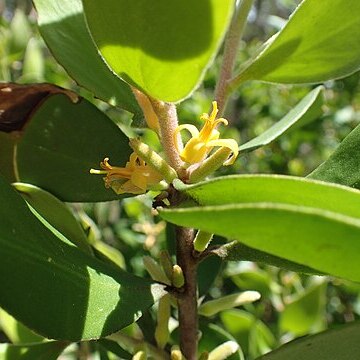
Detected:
left=206, top=138, right=239, bottom=165
left=174, top=101, right=239, bottom=167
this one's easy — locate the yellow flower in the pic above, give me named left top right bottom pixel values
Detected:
left=90, top=152, right=163, bottom=195
left=174, top=101, right=238, bottom=166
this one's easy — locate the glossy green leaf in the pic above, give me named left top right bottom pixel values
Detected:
left=82, top=0, right=234, bottom=102
left=174, top=175, right=360, bottom=218
left=0, top=175, right=165, bottom=341
left=33, top=0, right=141, bottom=116
left=280, top=281, right=326, bottom=336
left=162, top=176, right=360, bottom=282
left=0, top=308, right=44, bottom=344
left=256, top=321, right=360, bottom=360
left=161, top=204, right=360, bottom=282
left=308, top=123, right=360, bottom=188
left=232, top=0, right=360, bottom=87
left=0, top=341, right=68, bottom=360
left=14, top=183, right=92, bottom=254
left=239, top=86, right=323, bottom=153
left=15, top=94, right=132, bottom=202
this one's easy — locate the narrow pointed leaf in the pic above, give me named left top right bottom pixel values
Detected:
left=82, top=0, right=234, bottom=102
left=33, top=0, right=141, bottom=116
left=308, top=123, right=360, bottom=188
left=161, top=203, right=360, bottom=282
left=0, top=341, right=69, bottom=360
left=14, top=183, right=92, bottom=254
left=256, top=322, right=360, bottom=360
left=12, top=93, right=131, bottom=202
left=174, top=175, right=360, bottom=218
left=239, top=86, right=323, bottom=154
left=163, top=176, right=360, bottom=282
left=0, top=175, right=165, bottom=341
left=232, top=0, right=360, bottom=87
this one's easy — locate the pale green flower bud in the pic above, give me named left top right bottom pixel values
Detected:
left=199, top=291, right=261, bottom=317
left=208, top=341, right=239, bottom=360
left=155, top=294, right=171, bottom=349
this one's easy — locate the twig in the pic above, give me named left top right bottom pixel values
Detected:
left=175, top=226, right=198, bottom=360
left=150, top=100, right=184, bottom=174
left=215, top=0, right=255, bottom=116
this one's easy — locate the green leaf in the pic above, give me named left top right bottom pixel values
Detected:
left=0, top=341, right=68, bottom=360
left=33, top=0, right=141, bottom=116
left=13, top=183, right=92, bottom=254
left=239, top=86, right=323, bottom=154
left=280, top=281, right=326, bottom=336
left=162, top=176, right=360, bottom=282
left=14, top=94, right=132, bottom=202
left=256, top=322, right=360, bottom=360
left=0, top=175, right=165, bottom=341
left=0, top=132, right=16, bottom=183
left=174, top=175, right=360, bottom=219
left=0, top=308, right=44, bottom=344
left=308, top=123, right=360, bottom=188
left=82, top=0, right=234, bottom=102
left=232, top=0, right=360, bottom=87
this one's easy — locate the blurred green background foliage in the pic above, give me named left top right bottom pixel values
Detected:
left=1, top=0, right=360, bottom=359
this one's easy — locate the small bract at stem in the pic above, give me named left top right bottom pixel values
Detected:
left=172, top=264, right=185, bottom=288
left=131, top=87, right=160, bottom=133
left=193, top=230, right=214, bottom=253
left=159, top=250, right=174, bottom=281
left=143, top=256, right=171, bottom=285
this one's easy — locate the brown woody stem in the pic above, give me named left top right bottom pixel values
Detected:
left=175, top=226, right=198, bottom=360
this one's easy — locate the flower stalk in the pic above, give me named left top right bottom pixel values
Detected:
left=150, top=100, right=184, bottom=174
left=189, top=147, right=233, bottom=183
left=129, top=138, right=178, bottom=184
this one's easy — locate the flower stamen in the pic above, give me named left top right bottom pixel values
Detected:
left=90, top=153, right=163, bottom=195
